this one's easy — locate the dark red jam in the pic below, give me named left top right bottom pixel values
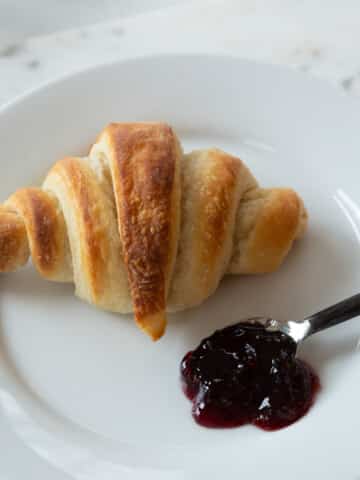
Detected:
left=181, top=322, right=320, bottom=430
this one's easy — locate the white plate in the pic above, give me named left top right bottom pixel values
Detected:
left=1, top=54, right=360, bottom=480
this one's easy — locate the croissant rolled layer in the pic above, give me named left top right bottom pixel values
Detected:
left=0, top=123, right=307, bottom=340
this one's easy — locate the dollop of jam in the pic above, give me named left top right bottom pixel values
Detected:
left=181, top=322, right=320, bottom=430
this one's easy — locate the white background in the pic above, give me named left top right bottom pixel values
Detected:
left=2, top=0, right=360, bottom=106
left=0, top=0, right=182, bottom=38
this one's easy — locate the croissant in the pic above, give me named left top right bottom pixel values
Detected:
left=0, top=123, right=307, bottom=340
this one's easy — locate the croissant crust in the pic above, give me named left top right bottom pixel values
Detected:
left=0, top=122, right=307, bottom=340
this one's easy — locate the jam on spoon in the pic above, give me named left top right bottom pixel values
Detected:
left=181, top=322, right=319, bottom=430
left=181, top=292, right=360, bottom=430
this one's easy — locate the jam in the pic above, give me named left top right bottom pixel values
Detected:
left=181, top=322, right=320, bottom=430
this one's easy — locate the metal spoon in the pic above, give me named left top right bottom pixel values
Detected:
left=257, top=293, right=360, bottom=345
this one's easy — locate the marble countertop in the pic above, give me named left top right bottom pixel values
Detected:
left=2, top=0, right=360, bottom=107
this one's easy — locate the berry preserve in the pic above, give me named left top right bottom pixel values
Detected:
left=181, top=322, right=320, bottom=430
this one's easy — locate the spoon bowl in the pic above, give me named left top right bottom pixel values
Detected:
left=261, top=293, right=360, bottom=347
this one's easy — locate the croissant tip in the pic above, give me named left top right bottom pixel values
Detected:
left=136, top=311, right=167, bottom=341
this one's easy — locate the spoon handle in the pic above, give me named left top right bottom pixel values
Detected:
left=305, top=293, right=360, bottom=337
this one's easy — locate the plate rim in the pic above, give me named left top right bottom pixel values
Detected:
left=1, top=52, right=360, bottom=480
left=1, top=52, right=358, bottom=117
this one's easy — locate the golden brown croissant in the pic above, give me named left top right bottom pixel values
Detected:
left=0, top=123, right=307, bottom=340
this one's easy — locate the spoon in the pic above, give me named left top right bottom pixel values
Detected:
left=260, top=293, right=360, bottom=345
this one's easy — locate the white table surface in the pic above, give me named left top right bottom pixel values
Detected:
left=0, top=0, right=183, bottom=40
left=2, top=0, right=360, bottom=108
